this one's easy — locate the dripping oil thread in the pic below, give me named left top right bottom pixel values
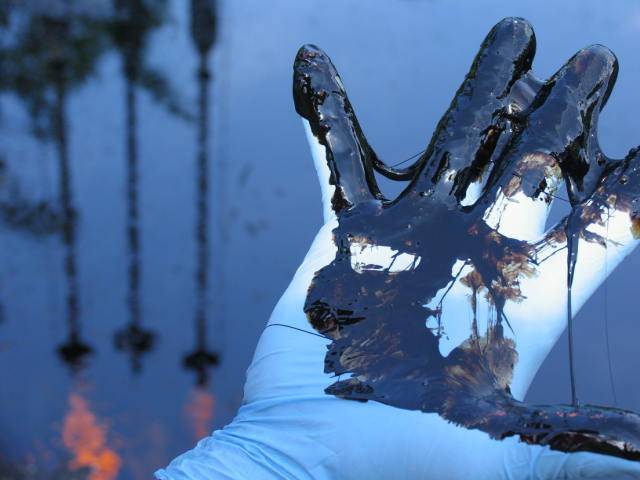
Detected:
left=604, top=208, right=619, bottom=405
left=566, top=224, right=579, bottom=407
left=567, top=285, right=578, bottom=406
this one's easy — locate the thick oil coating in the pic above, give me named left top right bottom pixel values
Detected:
left=295, top=18, right=640, bottom=460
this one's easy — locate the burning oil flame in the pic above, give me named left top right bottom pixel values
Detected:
left=184, top=388, right=215, bottom=441
left=62, top=392, right=121, bottom=480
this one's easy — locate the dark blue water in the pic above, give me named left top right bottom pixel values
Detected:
left=1, top=1, right=640, bottom=478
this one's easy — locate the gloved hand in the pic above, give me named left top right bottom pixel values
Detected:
left=156, top=18, right=640, bottom=479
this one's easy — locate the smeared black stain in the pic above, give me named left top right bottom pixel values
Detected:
left=294, top=18, right=640, bottom=460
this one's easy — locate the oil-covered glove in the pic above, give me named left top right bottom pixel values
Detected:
left=156, top=18, right=640, bottom=480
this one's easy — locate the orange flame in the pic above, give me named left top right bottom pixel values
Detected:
left=184, top=389, right=215, bottom=441
left=62, top=393, right=121, bottom=480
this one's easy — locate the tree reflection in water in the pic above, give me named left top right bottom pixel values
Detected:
left=0, top=0, right=218, bottom=477
left=182, top=0, right=220, bottom=388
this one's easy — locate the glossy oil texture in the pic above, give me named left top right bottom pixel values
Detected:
left=297, top=18, right=640, bottom=459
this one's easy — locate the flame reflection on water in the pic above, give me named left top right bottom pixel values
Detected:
left=61, top=392, right=121, bottom=480
left=184, top=388, right=215, bottom=442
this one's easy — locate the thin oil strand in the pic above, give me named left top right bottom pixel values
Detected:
left=390, top=149, right=427, bottom=168
left=267, top=323, right=330, bottom=340
left=604, top=207, right=619, bottom=405
left=566, top=215, right=580, bottom=407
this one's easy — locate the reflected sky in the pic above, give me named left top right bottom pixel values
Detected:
left=2, top=0, right=640, bottom=478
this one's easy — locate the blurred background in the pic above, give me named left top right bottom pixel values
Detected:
left=1, top=0, right=640, bottom=478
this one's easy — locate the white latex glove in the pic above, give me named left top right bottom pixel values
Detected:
left=156, top=18, right=640, bottom=479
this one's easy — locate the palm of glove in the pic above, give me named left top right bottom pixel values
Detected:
left=295, top=18, right=640, bottom=460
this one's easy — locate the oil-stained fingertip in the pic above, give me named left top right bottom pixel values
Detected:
left=492, top=17, right=535, bottom=41
left=576, top=44, right=618, bottom=67
left=578, top=44, right=619, bottom=107
left=292, top=44, right=338, bottom=121
left=295, top=43, right=324, bottom=60
left=569, top=44, right=618, bottom=85
left=489, top=17, right=536, bottom=59
left=479, top=17, right=537, bottom=94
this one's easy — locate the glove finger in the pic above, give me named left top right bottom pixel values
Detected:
left=294, top=45, right=382, bottom=220
left=408, top=17, right=536, bottom=206
left=530, top=448, right=640, bottom=479
left=509, top=149, right=640, bottom=363
left=477, top=45, right=617, bottom=241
